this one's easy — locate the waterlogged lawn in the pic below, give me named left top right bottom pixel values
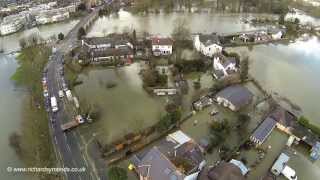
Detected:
left=75, top=63, right=166, bottom=144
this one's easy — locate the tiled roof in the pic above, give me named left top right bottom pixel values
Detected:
left=151, top=37, right=173, bottom=46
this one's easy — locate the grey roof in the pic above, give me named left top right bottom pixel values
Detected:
left=251, top=117, right=277, bottom=144
left=156, top=138, right=205, bottom=174
left=199, top=33, right=220, bottom=46
left=269, top=106, right=297, bottom=127
left=83, top=34, right=131, bottom=47
left=271, top=153, right=290, bottom=175
left=216, top=85, right=253, bottom=109
left=131, top=132, right=205, bottom=179
left=198, top=162, right=245, bottom=180
left=135, top=147, right=184, bottom=180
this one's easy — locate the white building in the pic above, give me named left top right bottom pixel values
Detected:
left=35, top=10, right=70, bottom=25
left=0, top=14, right=25, bottom=36
left=151, top=37, right=173, bottom=56
left=213, top=55, right=238, bottom=79
left=194, top=33, right=223, bottom=57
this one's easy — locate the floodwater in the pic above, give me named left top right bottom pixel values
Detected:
left=0, top=8, right=319, bottom=180
left=87, top=9, right=276, bottom=37
left=74, top=63, right=165, bottom=144
left=228, top=36, right=320, bottom=124
left=0, top=19, right=79, bottom=53
left=0, top=55, right=28, bottom=179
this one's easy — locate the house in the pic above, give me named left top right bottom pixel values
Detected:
left=82, top=35, right=133, bottom=51
left=269, top=106, right=297, bottom=135
left=215, top=85, right=253, bottom=111
left=197, top=161, right=246, bottom=180
left=90, top=46, right=133, bottom=63
left=270, top=153, right=297, bottom=180
left=151, top=37, right=173, bottom=56
left=213, top=55, right=238, bottom=79
left=271, top=153, right=290, bottom=176
left=131, top=130, right=206, bottom=180
left=250, top=117, right=277, bottom=145
left=81, top=35, right=134, bottom=63
left=194, top=33, right=223, bottom=57
left=193, top=96, right=213, bottom=111
left=0, top=14, right=24, bottom=35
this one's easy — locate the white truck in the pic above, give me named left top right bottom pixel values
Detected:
left=65, top=90, right=72, bottom=101
left=50, top=96, right=59, bottom=112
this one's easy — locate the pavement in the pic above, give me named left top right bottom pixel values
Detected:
left=44, top=5, right=108, bottom=180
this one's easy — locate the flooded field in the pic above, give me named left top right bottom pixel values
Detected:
left=74, top=63, right=165, bottom=144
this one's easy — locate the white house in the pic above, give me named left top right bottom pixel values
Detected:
left=194, top=33, right=223, bottom=57
left=213, top=55, right=238, bottom=79
left=151, top=37, right=173, bottom=56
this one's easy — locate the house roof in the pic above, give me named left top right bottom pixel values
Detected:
left=251, top=117, right=277, bottom=144
left=131, top=131, right=205, bottom=179
left=198, top=162, right=245, bottom=180
left=229, top=159, right=249, bottom=175
left=135, top=147, right=184, bottom=180
left=269, top=106, right=297, bottom=127
left=216, top=85, right=253, bottom=110
left=271, top=153, right=290, bottom=175
left=199, top=33, right=220, bottom=46
left=83, top=34, right=131, bottom=46
left=151, top=37, right=173, bottom=46
left=91, top=46, right=133, bottom=57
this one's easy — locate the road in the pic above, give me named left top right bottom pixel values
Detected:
left=44, top=5, right=108, bottom=180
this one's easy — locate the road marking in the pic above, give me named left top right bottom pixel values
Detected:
left=82, top=154, right=89, bottom=167
left=54, top=136, right=58, bottom=145
left=67, top=144, right=71, bottom=152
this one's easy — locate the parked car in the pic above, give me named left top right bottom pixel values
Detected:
left=58, top=90, right=64, bottom=98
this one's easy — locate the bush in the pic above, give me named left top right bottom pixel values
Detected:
left=240, top=56, right=249, bottom=82
left=108, top=167, right=127, bottom=180
left=298, top=116, right=320, bottom=136
left=156, top=110, right=181, bottom=133
left=58, top=32, right=64, bottom=40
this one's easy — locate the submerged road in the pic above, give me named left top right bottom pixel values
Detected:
left=45, top=4, right=108, bottom=180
